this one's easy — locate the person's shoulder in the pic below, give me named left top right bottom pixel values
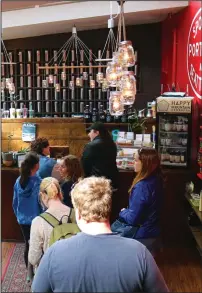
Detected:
left=31, top=215, right=43, bottom=226
left=113, top=235, right=147, bottom=255
left=32, top=174, right=42, bottom=184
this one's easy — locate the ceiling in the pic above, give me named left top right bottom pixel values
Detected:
left=1, top=1, right=75, bottom=12
left=2, top=1, right=188, bottom=40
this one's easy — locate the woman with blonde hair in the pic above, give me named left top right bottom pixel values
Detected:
left=28, top=177, right=76, bottom=267
left=112, top=148, right=164, bottom=252
left=59, top=155, right=83, bottom=208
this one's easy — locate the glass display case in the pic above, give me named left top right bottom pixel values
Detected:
left=158, top=115, right=189, bottom=167
left=156, top=95, right=193, bottom=168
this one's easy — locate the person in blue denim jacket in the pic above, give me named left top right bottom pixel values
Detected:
left=30, top=137, right=56, bottom=179
left=13, top=152, right=42, bottom=276
left=117, top=148, right=164, bottom=250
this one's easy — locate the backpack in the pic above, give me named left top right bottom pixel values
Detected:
left=40, top=208, right=80, bottom=247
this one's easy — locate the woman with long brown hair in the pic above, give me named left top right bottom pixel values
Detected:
left=113, top=148, right=164, bottom=249
left=59, top=155, right=83, bottom=208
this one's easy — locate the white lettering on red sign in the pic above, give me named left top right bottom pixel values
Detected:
left=187, top=8, right=202, bottom=99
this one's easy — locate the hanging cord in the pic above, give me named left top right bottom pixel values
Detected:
left=116, top=0, right=127, bottom=48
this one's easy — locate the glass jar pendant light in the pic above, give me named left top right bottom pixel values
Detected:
left=106, top=62, right=123, bottom=87
left=102, top=78, right=108, bottom=92
left=90, top=80, right=95, bottom=88
left=69, top=80, right=74, bottom=90
left=48, top=74, right=54, bottom=84
left=117, top=41, right=136, bottom=67
left=120, top=71, right=136, bottom=105
left=55, top=83, right=60, bottom=92
left=61, top=71, right=66, bottom=80
left=83, top=72, right=88, bottom=80
left=109, top=91, right=124, bottom=116
left=76, top=77, right=83, bottom=87
left=96, top=72, right=104, bottom=83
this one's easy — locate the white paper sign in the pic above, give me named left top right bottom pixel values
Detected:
left=22, top=123, right=36, bottom=142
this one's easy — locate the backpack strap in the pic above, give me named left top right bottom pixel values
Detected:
left=59, top=208, right=73, bottom=225
left=40, top=212, right=60, bottom=228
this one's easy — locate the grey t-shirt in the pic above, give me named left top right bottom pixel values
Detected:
left=32, top=232, right=169, bottom=293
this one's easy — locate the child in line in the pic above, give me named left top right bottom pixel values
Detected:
left=12, top=152, right=42, bottom=282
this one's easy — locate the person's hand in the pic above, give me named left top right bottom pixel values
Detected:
left=121, top=208, right=126, bottom=211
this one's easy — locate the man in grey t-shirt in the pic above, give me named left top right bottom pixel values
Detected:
left=32, top=177, right=169, bottom=293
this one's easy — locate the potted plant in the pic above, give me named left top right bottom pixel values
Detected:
left=2, top=133, right=14, bottom=167
left=128, top=110, right=147, bottom=134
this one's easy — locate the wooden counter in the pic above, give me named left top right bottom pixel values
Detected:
left=2, top=166, right=194, bottom=245
left=1, top=117, right=156, bottom=157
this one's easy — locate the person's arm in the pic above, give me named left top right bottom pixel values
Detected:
left=31, top=244, right=53, bottom=292
left=80, top=144, right=94, bottom=177
left=143, top=247, right=169, bottom=292
left=12, top=183, right=18, bottom=218
left=119, top=183, right=149, bottom=226
left=28, top=218, right=44, bottom=267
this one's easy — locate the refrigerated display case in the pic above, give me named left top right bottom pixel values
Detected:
left=156, top=95, right=193, bottom=168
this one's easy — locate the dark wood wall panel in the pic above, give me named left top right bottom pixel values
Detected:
left=4, top=23, right=161, bottom=110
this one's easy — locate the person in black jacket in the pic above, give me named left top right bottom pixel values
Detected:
left=81, top=122, right=119, bottom=189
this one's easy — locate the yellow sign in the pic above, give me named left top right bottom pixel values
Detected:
left=156, top=97, right=193, bottom=113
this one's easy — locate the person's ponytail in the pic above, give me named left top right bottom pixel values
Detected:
left=19, top=152, right=39, bottom=189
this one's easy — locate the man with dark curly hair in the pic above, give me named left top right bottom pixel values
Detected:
left=30, top=137, right=56, bottom=179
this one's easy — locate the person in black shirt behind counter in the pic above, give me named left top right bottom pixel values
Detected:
left=81, top=122, right=119, bottom=190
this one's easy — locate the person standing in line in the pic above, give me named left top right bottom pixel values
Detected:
left=29, top=177, right=77, bottom=267
left=59, top=155, right=83, bottom=208
left=30, top=137, right=56, bottom=179
left=112, top=148, right=164, bottom=254
left=12, top=152, right=42, bottom=281
left=32, top=176, right=169, bottom=293
left=81, top=122, right=119, bottom=190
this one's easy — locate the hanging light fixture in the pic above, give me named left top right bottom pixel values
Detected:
left=120, top=71, right=136, bottom=105
left=90, top=79, right=96, bottom=88
left=48, top=74, right=54, bottom=84
left=1, top=40, right=16, bottom=96
left=102, top=78, right=109, bottom=92
left=61, top=71, right=66, bottom=80
left=76, top=77, right=83, bottom=87
left=83, top=72, right=88, bottom=80
left=116, top=41, right=136, bottom=67
left=96, top=72, right=104, bottom=83
left=55, top=83, right=60, bottom=92
left=38, top=25, right=106, bottom=91
left=106, top=61, right=123, bottom=87
left=109, top=91, right=124, bottom=116
left=69, top=80, right=74, bottom=90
